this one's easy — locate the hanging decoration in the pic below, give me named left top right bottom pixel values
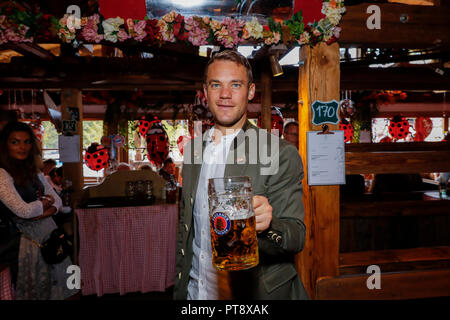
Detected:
left=388, top=115, right=410, bottom=140
left=339, top=118, right=354, bottom=143
left=177, top=135, right=190, bottom=155
left=0, top=1, right=345, bottom=48
left=101, top=134, right=125, bottom=160
left=190, top=90, right=214, bottom=138
left=339, top=90, right=355, bottom=118
left=414, top=117, right=433, bottom=142
left=257, top=106, right=285, bottom=137
left=145, top=119, right=169, bottom=168
left=138, top=114, right=155, bottom=137
left=84, top=143, right=109, bottom=171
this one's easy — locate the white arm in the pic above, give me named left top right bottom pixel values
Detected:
left=38, top=172, right=63, bottom=213
left=0, top=168, right=43, bottom=219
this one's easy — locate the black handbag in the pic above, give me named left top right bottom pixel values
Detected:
left=0, top=211, right=21, bottom=285
left=15, top=225, right=73, bottom=265
left=40, top=228, right=73, bottom=265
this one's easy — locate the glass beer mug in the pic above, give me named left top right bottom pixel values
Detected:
left=208, top=176, right=259, bottom=271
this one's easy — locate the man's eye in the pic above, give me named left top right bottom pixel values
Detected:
left=25, top=140, right=32, bottom=144
left=11, top=140, right=19, bottom=145
left=231, top=83, right=241, bottom=89
left=210, top=83, right=220, bottom=89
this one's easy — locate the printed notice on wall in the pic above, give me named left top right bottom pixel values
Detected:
left=58, top=135, right=80, bottom=163
left=307, top=131, right=346, bottom=186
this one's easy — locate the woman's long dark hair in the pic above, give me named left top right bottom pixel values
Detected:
left=0, top=121, right=42, bottom=185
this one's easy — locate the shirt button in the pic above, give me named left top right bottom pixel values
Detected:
left=200, top=280, right=204, bottom=286
left=202, top=230, right=205, bottom=236
left=201, top=254, right=204, bottom=259
left=181, top=249, right=185, bottom=256
left=190, top=198, right=193, bottom=205
left=178, top=272, right=182, bottom=279
left=184, top=224, right=189, bottom=232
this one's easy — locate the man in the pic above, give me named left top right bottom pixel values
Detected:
left=42, top=158, right=57, bottom=176
left=283, top=121, right=299, bottom=150
left=47, top=166, right=63, bottom=195
left=174, top=50, right=308, bottom=300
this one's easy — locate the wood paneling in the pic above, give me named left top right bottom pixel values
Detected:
left=339, top=3, right=450, bottom=48
left=339, top=246, right=450, bottom=275
left=346, top=150, right=450, bottom=174
left=315, top=269, right=450, bottom=300
left=341, top=199, right=450, bottom=217
left=296, top=42, right=341, bottom=299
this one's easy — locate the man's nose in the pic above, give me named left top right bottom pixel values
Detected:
left=219, top=86, right=232, bottom=98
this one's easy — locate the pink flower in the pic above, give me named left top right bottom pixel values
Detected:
left=117, top=28, right=129, bottom=42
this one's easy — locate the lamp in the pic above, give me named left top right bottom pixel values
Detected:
left=269, top=54, right=283, bottom=77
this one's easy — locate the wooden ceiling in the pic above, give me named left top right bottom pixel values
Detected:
left=1, top=1, right=450, bottom=113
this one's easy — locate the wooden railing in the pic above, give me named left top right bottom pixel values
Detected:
left=315, top=141, right=450, bottom=300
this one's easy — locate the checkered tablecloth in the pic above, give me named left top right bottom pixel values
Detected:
left=0, top=266, right=14, bottom=300
left=75, top=204, right=178, bottom=296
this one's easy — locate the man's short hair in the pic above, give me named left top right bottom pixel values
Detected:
left=43, top=159, right=57, bottom=166
left=284, top=121, right=299, bottom=131
left=204, top=49, right=253, bottom=86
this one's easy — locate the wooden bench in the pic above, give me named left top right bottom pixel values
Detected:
left=339, top=246, right=450, bottom=275
left=316, top=268, right=450, bottom=300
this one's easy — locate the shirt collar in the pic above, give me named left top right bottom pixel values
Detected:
left=205, top=126, right=242, bottom=145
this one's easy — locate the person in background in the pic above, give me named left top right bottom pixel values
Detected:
left=116, top=162, right=131, bottom=171
left=42, top=159, right=56, bottom=176
left=283, top=121, right=299, bottom=150
left=159, top=157, right=176, bottom=182
left=0, top=122, right=76, bottom=299
left=0, top=109, right=18, bottom=132
left=138, top=163, right=152, bottom=170
left=47, top=167, right=63, bottom=195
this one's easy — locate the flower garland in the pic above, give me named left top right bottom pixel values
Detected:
left=0, top=1, right=345, bottom=48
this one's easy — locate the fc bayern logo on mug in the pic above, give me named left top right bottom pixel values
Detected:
left=212, top=212, right=231, bottom=236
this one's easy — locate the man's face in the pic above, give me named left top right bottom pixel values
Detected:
left=283, top=125, right=299, bottom=149
left=204, top=60, right=255, bottom=133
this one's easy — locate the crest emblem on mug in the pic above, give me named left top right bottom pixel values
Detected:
left=212, top=212, right=231, bottom=236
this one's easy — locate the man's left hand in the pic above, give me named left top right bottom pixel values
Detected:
left=253, top=195, right=272, bottom=233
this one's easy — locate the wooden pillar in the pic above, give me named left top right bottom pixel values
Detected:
left=260, top=67, right=272, bottom=131
left=296, top=42, right=341, bottom=299
left=61, top=89, right=83, bottom=204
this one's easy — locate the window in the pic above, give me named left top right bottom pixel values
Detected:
left=372, top=117, right=445, bottom=142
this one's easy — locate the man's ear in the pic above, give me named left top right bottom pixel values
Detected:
left=248, top=83, right=256, bottom=101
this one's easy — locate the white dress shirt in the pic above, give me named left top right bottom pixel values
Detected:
left=187, top=127, right=240, bottom=300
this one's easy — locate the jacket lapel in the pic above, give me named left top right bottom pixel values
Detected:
left=224, top=120, right=254, bottom=177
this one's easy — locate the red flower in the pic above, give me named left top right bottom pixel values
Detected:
left=143, top=19, right=161, bottom=45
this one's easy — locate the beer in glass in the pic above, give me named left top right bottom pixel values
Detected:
left=208, top=176, right=259, bottom=271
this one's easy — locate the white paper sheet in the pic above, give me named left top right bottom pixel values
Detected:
left=58, top=135, right=80, bottom=163
left=307, top=130, right=346, bottom=186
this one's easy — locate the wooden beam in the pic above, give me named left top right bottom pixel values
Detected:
left=345, top=143, right=450, bottom=174
left=61, top=89, right=84, bottom=204
left=341, top=199, right=450, bottom=217
left=341, top=66, right=450, bottom=91
left=5, top=43, right=54, bottom=61
left=316, top=268, right=450, bottom=299
left=260, top=67, right=272, bottom=131
left=339, top=246, right=450, bottom=275
left=296, top=42, right=341, bottom=299
left=339, top=3, right=450, bottom=48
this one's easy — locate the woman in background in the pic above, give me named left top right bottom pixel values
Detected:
left=0, top=122, right=75, bottom=300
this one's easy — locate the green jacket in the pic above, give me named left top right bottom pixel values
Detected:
left=173, top=121, right=309, bottom=300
